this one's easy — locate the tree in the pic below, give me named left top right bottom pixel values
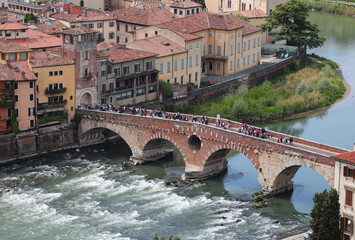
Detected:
left=192, top=0, right=206, bottom=9
left=24, top=12, right=38, bottom=23
left=310, top=188, right=343, bottom=240
left=236, top=14, right=249, bottom=22
left=261, top=0, right=325, bottom=49
left=159, top=80, right=173, bottom=99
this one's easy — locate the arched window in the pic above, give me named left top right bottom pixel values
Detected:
left=228, top=0, right=232, bottom=8
left=80, top=0, right=84, bottom=7
left=117, top=36, right=120, bottom=43
left=125, top=24, right=128, bottom=32
left=125, top=37, right=128, bottom=43
left=249, top=4, right=252, bottom=10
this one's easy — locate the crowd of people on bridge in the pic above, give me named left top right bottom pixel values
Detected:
left=78, top=103, right=294, bottom=146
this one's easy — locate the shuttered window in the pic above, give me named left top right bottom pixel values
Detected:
left=341, top=217, right=354, bottom=235
left=344, top=166, right=355, bottom=179
left=346, top=189, right=353, bottom=206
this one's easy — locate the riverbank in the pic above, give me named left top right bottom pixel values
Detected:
left=167, top=56, right=346, bottom=123
left=304, top=0, right=355, bottom=16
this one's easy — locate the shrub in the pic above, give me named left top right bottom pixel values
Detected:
left=237, top=85, right=249, bottom=95
left=232, top=96, right=248, bottom=118
left=317, top=76, right=331, bottom=93
left=159, top=80, right=173, bottom=99
left=296, top=82, right=308, bottom=96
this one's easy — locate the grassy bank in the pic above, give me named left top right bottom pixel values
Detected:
left=304, top=0, right=355, bottom=16
left=167, top=56, right=345, bottom=123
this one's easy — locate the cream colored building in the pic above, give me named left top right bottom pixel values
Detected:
left=206, top=0, right=288, bottom=15
left=127, top=35, right=201, bottom=86
left=72, top=0, right=106, bottom=11
left=155, top=12, right=262, bottom=76
left=50, top=11, right=117, bottom=45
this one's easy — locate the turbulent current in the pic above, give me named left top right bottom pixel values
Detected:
left=1, top=11, right=355, bottom=240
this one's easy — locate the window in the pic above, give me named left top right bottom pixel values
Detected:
left=257, top=37, right=260, bottom=47
left=84, top=51, right=89, bottom=60
left=30, top=94, right=33, bottom=101
left=160, top=63, right=164, bottom=74
left=88, top=23, right=94, bottom=28
left=49, top=71, right=53, bottom=76
left=109, top=32, right=114, bottom=39
left=7, top=108, right=11, bottom=118
left=146, top=61, right=152, bottom=70
left=110, top=83, right=114, bottom=90
left=179, top=10, right=183, bottom=15
left=30, top=120, right=34, bottom=128
left=145, top=33, right=148, bottom=38
left=230, top=61, right=233, bottom=71
left=29, top=81, right=34, bottom=88
left=155, top=31, right=158, bottom=36
left=237, top=59, right=240, bottom=68
left=203, top=45, right=206, bottom=56
left=196, top=43, right=199, bottom=48
left=344, top=167, right=355, bottom=178
left=14, top=83, right=18, bottom=89
left=208, top=62, right=213, bottom=71
left=82, top=24, right=87, bottom=28
left=15, top=109, right=18, bottom=117
left=217, top=46, right=221, bottom=56
left=97, top=23, right=103, bottom=28
left=230, top=45, right=233, bottom=56
left=125, top=24, right=128, bottom=32
left=208, top=33, right=212, bottom=38
left=101, top=70, right=106, bottom=77
left=208, top=45, right=212, bottom=54
left=189, top=73, right=191, bottom=83
left=114, top=68, right=121, bottom=77
left=346, top=189, right=353, bottom=206
left=243, top=41, right=246, bottom=51
left=341, top=217, right=353, bottom=235
left=9, top=53, right=16, bottom=60
left=196, top=8, right=199, bottom=13
left=247, top=55, right=250, bottom=65
left=203, top=34, right=206, bottom=38
left=195, top=72, right=198, bottom=82
left=180, top=76, right=184, bottom=85
left=174, top=9, right=177, bottom=14
left=257, top=52, right=260, bottom=62
left=70, top=96, right=73, bottom=100
left=195, top=55, right=199, bottom=66
left=253, top=53, right=255, bottom=63
left=54, top=71, right=58, bottom=76
left=15, top=95, right=18, bottom=102
left=174, top=60, right=178, bottom=71
left=174, top=77, right=177, bottom=84
left=136, top=88, right=146, bottom=96
left=59, top=70, right=63, bottom=75
left=148, top=85, right=157, bottom=93
left=181, top=59, right=185, bottom=70
left=189, top=44, right=192, bottom=50
left=134, top=64, right=141, bottom=73
left=218, top=34, right=221, bottom=39
left=216, top=62, right=221, bottom=72
left=189, top=57, right=192, bottom=68
left=231, top=33, right=234, bottom=39
left=167, top=62, right=171, bottom=73
left=123, top=66, right=129, bottom=75
left=243, top=57, right=245, bottom=66
left=253, top=38, right=256, bottom=48
left=109, top=21, right=114, bottom=27
left=20, top=52, right=27, bottom=60
left=248, top=40, right=250, bottom=50
left=187, top=10, right=190, bottom=15
left=28, top=107, right=34, bottom=117
left=238, top=43, right=240, bottom=53
left=100, top=61, right=106, bottom=66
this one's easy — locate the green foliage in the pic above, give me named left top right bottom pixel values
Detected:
left=191, top=0, right=206, bottom=8
left=37, top=112, right=68, bottom=124
left=310, top=188, right=343, bottom=240
left=159, top=80, right=173, bottom=99
left=308, top=53, right=339, bottom=69
left=237, top=85, right=249, bottom=95
left=317, top=76, right=330, bottom=93
left=11, top=119, right=19, bottom=134
left=261, top=0, right=325, bottom=49
left=24, top=12, right=37, bottom=23
left=296, top=81, right=308, bottom=96
left=236, top=14, right=250, bottom=22
left=304, top=0, right=355, bottom=16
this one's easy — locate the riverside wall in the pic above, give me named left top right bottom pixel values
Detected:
left=0, top=124, right=77, bottom=165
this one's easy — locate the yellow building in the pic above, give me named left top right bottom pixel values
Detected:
left=157, top=12, right=262, bottom=76
left=127, top=35, right=201, bottom=86
left=29, top=51, right=76, bottom=121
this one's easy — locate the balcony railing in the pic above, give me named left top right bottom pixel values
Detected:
left=45, top=87, right=67, bottom=95
left=38, top=100, right=67, bottom=110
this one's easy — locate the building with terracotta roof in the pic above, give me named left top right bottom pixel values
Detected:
left=29, top=51, right=76, bottom=121
left=50, top=10, right=117, bottom=45
left=97, top=48, right=159, bottom=105
left=0, top=22, right=62, bottom=50
left=32, top=20, right=69, bottom=38
left=333, top=148, right=355, bottom=240
left=155, top=12, right=262, bottom=75
left=170, top=0, right=202, bottom=18
left=111, top=3, right=174, bottom=44
left=0, top=39, right=37, bottom=134
left=205, top=0, right=288, bottom=15
left=127, top=35, right=201, bottom=87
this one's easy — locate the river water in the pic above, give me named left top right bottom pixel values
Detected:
left=0, top=12, right=354, bottom=240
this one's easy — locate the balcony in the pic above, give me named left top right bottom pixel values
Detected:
left=45, top=87, right=67, bottom=95
left=38, top=100, right=67, bottom=110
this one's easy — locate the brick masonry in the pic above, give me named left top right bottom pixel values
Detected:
left=78, top=109, right=347, bottom=196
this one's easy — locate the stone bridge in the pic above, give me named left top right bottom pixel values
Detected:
left=77, top=109, right=349, bottom=196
